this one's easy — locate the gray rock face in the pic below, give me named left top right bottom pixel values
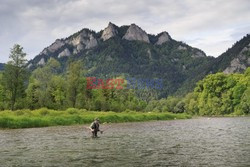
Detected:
left=177, top=45, right=187, bottom=50
left=73, top=43, right=85, bottom=54
left=156, top=32, right=171, bottom=45
left=40, top=49, right=48, bottom=55
left=37, top=39, right=65, bottom=56
left=223, top=58, right=247, bottom=74
left=27, top=63, right=33, bottom=68
left=192, top=51, right=206, bottom=58
left=48, top=39, right=65, bottom=53
left=58, top=48, right=71, bottom=58
left=37, top=29, right=99, bottom=57
left=68, top=30, right=98, bottom=51
left=248, top=57, right=250, bottom=64
left=76, top=44, right=84, bottom=51
left=37, top=58, right=45, bottom=66
left=101, top=22, right=118, bottom=41
left=122, top=24, right=150, bottom=43
left=86, top=34, right=98, bottom=49
left=147, top=49, right=152, bottom=59
left=67, top=30, right=88, bottom=46
left=69, top=34, right=84, bottom=46
left=223, top=44, right=250, bottom=74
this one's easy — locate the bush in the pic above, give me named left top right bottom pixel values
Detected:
left=66, top=108, right=79, bottom=115
left=38, top=108, right=50, bottom=116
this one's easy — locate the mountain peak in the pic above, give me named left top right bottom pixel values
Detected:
left=122, top=24, right=150, bottom=43
left=101, top=22, right=118, bottom=41
left=108, top=22, right=116, bottom=27
left=155, top=31, right=171, bottom=45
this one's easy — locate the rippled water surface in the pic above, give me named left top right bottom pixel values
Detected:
left=0, top=117, right=250, bottom=167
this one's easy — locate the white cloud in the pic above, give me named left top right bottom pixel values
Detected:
left=0, top=0, right=250, bottom=62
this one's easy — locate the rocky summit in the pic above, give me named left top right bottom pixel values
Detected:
left=122, top=24, right=150, bottom=43
left=155, top=32, right=171, bottom=45
left=101, top=22, right=118, bottom=41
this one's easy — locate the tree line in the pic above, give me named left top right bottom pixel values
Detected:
left=0, top=44, right=146, bottom=111
left=0, top=44, right=249, bottom=115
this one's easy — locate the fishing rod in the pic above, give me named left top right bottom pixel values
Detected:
left=83, top=126, right=91, bottom=132
left=101, top=123, right=112, bottom=132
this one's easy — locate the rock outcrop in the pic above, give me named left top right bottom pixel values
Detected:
left=191, top=51, right=206, bottom=58
left=37, top=58, right=45, bottom=66
left=223, top=58, right=247, bottom=74
left=73, top=44, right=84, bottom=54
left=223, top=44, right=250, bottom=74
left=155, top=32, right=171, bottom=45
left=177, top=45, right=187, bottom=50
left=101, top=22, right=118, bottom=41
left=58, top=48, right=71, bottom=58
left=122, top=24, right=150, bottom=43
left=27, top=63, right=33, bottom=68
left=86, top=34, right=98, bottom=49
left=47, top=39, right=65, bottom=53
left=68, top=30, right=98, bottom=51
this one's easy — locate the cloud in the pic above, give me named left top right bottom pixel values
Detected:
left=0, top=0, right=249, bottom=62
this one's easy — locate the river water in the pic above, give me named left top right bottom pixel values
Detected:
left=0, top=117, right=249, bottom=167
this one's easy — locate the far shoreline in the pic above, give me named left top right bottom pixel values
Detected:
left=1, top=113, right=249, bottom=130
left=0, top=108, right=191, bottom=129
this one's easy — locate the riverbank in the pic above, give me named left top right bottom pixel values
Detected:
left=191, top=113, right=250, bottom=119
left=0, top=108, right=191, bottom=129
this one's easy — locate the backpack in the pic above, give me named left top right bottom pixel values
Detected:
left=91, top=122, right=99, bottom=130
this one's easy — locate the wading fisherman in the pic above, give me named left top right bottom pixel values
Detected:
left=89, top=118, right=103, bottom=138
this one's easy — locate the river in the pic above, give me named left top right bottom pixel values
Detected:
left=0, top=117, right=249, bottom=167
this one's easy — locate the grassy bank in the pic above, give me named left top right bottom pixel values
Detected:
left=0, top=108, right=191, bottom=129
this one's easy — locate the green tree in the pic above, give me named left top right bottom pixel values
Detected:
left=0, top=73, right=7, bottom=110
left=66, top=61, right=84, bottom=108
left=183, top=92, right=199, bottom=115
left=186, top=68, right=250, bottom=115
left=165, top=96, right=180, bottom=112
left=26, top=78, right=40, bottom=110
left=28, top=58, right=61, bottom=109
left=48, top=75, right=66, bottom=109
left=237, top=87, right=250, bottom=114
left=173, top=101, right=185, bottom=113
left=2, top=44, right=27, bottom=110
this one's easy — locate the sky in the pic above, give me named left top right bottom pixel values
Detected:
left=0, top=0, right=250, bottom=63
